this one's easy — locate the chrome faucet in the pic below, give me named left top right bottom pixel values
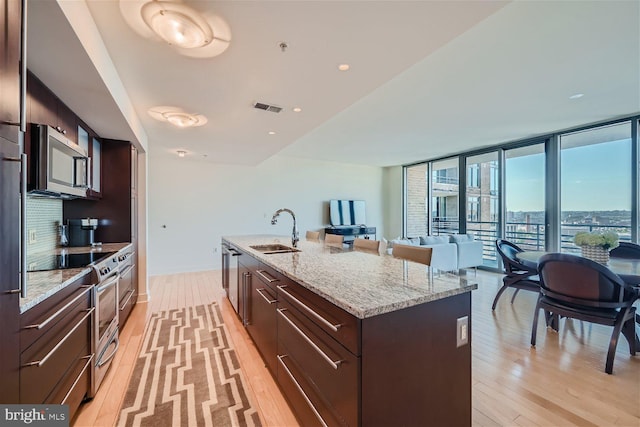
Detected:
left=271, top=208, right=299, bottom=247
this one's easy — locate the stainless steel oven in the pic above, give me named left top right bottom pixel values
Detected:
left=89, top=254, right=120, bottom=397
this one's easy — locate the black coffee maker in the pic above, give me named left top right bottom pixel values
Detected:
left=67, top=218, right=100, bottom=247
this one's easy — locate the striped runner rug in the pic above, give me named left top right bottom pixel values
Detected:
left=117, top=303, right=261, bottom=427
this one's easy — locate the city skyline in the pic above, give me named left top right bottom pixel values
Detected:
left=506, top=138, right=631, bottom=211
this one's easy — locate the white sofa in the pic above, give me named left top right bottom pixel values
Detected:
left=387, top=234, right=483, bottom=271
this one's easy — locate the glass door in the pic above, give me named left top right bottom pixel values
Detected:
left=560, top=122, right=632, bottom=253
left=505, top=144, right=546, bottom=250
left=431, top=158, right=459, bottom=236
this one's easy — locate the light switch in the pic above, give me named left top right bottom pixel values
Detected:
left=28, top=229, right=37, bottom=244
left=457, top=316, right=469, bottom=347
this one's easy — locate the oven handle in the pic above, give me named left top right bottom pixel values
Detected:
left=22, top=308, right=94, bottom=367
left=97, top=334, right=120, bottom=368
left=97, top=273, right=120, bottom=293
left=23, top=285, right=93, bottom=330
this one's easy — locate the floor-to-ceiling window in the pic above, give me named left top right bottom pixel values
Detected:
left=559, top=122, right=632, bottom=252
left=505, top=144, right=546, bottom=250
left=465, top=152, right=499, bottom=267
left=403, top=115, right=638, bottom=271
left=431, top=158, right=459, bottom=235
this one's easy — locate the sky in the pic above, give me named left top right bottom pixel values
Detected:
left=506, top=138, right=632, bottom=212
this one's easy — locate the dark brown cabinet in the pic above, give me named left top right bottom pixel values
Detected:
left=64, top=139, right=135, bottom=242
left=19, top=273, right=94, bottom=419
left=0, top=0, right=23, bottom=403
left=246, top=265, right=279, bottom=375
left=0, top=0, right=22, bottom=143
left=276, top=276, right=359, bottom=427
left=0, top=137, right=21, bottom=403
left=27, top=72, right=77, bottom=140
left=228, top=247, right=472, bottom=427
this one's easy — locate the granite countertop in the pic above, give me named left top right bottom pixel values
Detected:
left=222, top=235, right=477, bottom=319
left=20, top=242, right=133, bottom=313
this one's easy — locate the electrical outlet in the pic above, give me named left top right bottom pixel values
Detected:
left=28, top=229, right=37, bottom=244
left=456, top=316, right=469, bottom=347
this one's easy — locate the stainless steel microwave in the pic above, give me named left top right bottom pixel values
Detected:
left=30, top=124, right=89, bottom=198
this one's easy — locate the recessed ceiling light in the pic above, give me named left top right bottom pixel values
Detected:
left=268, top=131, right=276, bottom=135
left=148, top=106, right=208, bottom=128
left=120, top=0, right=231, bottom=58
left=569, top=93, right=584, bottom=99
left=292, top=107, right=302, bottom=113
left=177, top=150, right=186, bottom=158
left=338, top=64, right=350, bottom=72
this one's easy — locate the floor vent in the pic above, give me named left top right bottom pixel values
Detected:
left=253, top=102, right=282, bottom=113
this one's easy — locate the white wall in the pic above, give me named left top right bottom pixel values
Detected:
left=148, top=154, right=386, bottom=275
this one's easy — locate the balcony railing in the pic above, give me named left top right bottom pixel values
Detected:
left=431, top=218, right=632, bottom=266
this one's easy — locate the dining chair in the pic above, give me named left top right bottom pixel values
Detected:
left=325, top=234, right=344, bottom=245
left=392, top=244, right=432, bottom=266
left=305, top=230, right=320, bottom=240
left=610, top=241, right=640, bottom=259
left=353, top=238, right=380, bottom=252
left=493, top=239, right=541, bottom=310
left=531, top=253, right=637, bottom=374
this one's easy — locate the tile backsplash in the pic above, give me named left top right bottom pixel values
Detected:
left=26, top=197, right=62, bottom=255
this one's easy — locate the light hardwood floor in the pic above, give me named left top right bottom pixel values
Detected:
left=74, top=269, right=640, bottom=426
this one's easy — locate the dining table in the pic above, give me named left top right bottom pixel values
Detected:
left=516, top=251, right=640, bottom=286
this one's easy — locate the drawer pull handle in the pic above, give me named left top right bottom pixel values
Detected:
left=277, top=355, right=329, bottom=427
left=23, top=285, right=93, bottom=330
left=256, top=269, right=279, bottom=283
left=277, top=308, right=342, bottom=370
left=22, top=308, right=94, bottom=368
left=97, top=334, right=120, bottom=368
left=61, top=354, right=94, bottom=404
left=277, top=285, right=342, bottom=332
left=256, top=288, right=277, bottom=304
left=119, top=289, right=135, bottom=311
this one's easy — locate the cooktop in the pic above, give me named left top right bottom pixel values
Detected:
left=27, top=251, right=117, bottom=272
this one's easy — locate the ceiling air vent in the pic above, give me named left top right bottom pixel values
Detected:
left=253, top=102, right=282, bottom=113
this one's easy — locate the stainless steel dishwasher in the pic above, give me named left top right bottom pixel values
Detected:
left=221, top=244, right=241, bottom=313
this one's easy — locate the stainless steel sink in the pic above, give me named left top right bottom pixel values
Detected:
left=249, top=244, right=301, bottom=254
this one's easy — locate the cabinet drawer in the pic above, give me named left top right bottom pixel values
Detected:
left=277, top=352, right=348, bottom=427
left=276, top=277, right=360, bottom=355
left=20, top=304, right=93, bottom=404
left=47, top=350, right=93, bottom=418
left=277, top=299, right=358, bottom=427
left=21, top=281, right=93, bottom=353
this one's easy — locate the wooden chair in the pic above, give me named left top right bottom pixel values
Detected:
left=610, top=241, right=640, bottom=259
left=305, top=230, right=320, bottom=240
left=353, top=238, right=380, bottom=252
left=392, top=244, right=432, bottom=266
left=531, top=253, right=638, bottom=374
left=325, top=234, right=344, bottom=245
left=493, top=239, right=541, bottom=310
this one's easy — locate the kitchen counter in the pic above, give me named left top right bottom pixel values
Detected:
left=222, top=235, right=477, bottom=318
left=21, top=242, right=132, bottom=313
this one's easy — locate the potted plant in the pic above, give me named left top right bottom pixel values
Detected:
left=573, top=231, right=620, bottom=264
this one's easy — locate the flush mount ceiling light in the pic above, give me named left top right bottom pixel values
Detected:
left=148, top=106, right=208, bottom=128
left=569, top=93, right=585, bottom=99
left=338, top=64, right=351, bottom=71
left=120, top=0, right=231, bottom=58
left=177, top=150, right=186, bottom=157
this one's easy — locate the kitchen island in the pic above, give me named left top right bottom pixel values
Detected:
left=222, top=235, right=477, bottom=427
